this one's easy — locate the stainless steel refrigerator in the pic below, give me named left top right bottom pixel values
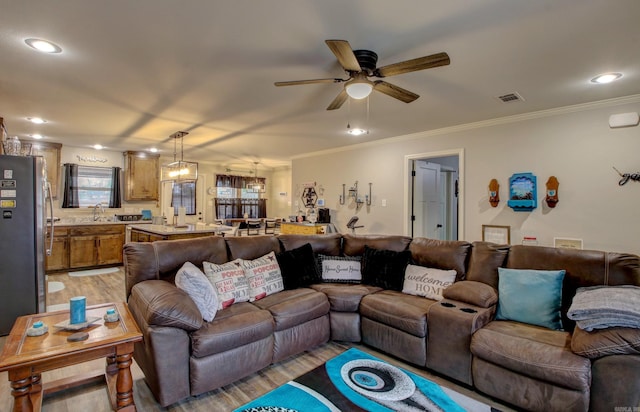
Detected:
left=0, top=154, right=53, bottom=335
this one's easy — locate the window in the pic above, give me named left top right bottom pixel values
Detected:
left=171, top=181, right=196, bottom=215
left=214, top=174, right=266, bottom=218
left=62, top=164, right=121, bottom=209
left=77, top=166, right=113, bottom=207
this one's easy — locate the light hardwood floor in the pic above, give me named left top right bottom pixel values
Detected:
left=1, top=268, right=515, bottom=411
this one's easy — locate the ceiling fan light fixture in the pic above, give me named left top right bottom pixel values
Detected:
left=345, top=81, right=373, bottom=99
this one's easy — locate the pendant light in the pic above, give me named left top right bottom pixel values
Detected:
left=249, top=162, right=266, bottom=193
left=161, top=131, right=198, bottom=182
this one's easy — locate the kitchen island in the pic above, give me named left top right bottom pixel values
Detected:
left=128, top=223, right=234, bottom=242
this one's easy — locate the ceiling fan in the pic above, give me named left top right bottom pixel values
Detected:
left=275, top=40, right=450, bottom=110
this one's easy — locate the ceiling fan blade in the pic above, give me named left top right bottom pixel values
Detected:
left=374, top=52, right=450, bottom=77
left=327, top=89, right=348, bottom=110
left=373, top=81, right=419, bottom=103
left=325, top=40, right=362, bottom=72
left=275, top=78, right=344, bottom=87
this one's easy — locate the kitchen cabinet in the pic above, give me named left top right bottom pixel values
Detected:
left=25, top=140, right=62, bottom=199
left=123, top=151, right=159, bottom=201
left=44, top=225, right=126, bottom=271
left=69, top=225, right=125, bottom=268
left=45, top=226, right=69, bottom=271
left=129, top=230, right=166, bottom=242
left=69, top=235, right=97, bottom=268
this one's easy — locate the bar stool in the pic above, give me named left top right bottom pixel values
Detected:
left=247, top=219, right=261, bottom=236
left=264, top=218, right=277, bottom=235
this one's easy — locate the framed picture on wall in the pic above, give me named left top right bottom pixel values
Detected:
left=482, top=224, right=511, bottom=244
left=554, top=237, right=583, bottom=249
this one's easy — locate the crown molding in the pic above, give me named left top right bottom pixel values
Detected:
left=291, top=94, right=640, bottom=161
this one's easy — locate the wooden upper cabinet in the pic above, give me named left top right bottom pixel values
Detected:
left=123, top=151, right=159, bottom=201
left=27, top=140, right=62, bottom=199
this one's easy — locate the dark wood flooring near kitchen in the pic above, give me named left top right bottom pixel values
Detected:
left=0, top=268, right=515, bottom=411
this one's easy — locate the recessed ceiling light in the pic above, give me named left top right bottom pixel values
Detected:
left=347, top=128, right=368, bottom=136
left=590, top=72, right=623, bottom=84
left=93, top=144, right=103, bottom=150
left=25, top=38, right=62, bottom=54
left=27, top=117, right=47, bottom=124
left=149, top=147, right=158, bottom=153
left=30, top=134, right=44, bottom=140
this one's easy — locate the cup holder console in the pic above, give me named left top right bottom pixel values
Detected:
left=439, top=302, right=477, bottom=314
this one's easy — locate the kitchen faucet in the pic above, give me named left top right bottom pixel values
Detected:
left=93, top=202, right=105, bottom=221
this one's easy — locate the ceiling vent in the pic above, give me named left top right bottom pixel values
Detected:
left=496, top=92, right=524, bottom=103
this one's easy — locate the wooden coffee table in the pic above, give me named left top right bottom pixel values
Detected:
left=0, top=302, right=142, bottom=412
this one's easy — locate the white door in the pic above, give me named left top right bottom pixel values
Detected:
left=413, top=161, right=444, bottom=239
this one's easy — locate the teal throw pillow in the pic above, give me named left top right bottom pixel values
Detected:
left=496, top=268, right=566, bottom=330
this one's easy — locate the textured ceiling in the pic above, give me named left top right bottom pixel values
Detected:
left=1, top=0, right=639, bottom=169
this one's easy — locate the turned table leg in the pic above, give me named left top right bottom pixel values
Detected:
left=106, top=354, right=117, bottom=376
left=10, top=374, right=33, bottom=412
left=115, top=352, right=134, bottom=410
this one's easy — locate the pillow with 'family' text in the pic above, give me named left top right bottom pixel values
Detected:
left=402, top=264, right=457, bottom=300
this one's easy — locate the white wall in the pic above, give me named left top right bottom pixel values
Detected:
left=292, top=96, right=640, bottom=254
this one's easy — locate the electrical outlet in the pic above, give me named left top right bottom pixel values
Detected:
left=381, top=199, right=387, bottom=207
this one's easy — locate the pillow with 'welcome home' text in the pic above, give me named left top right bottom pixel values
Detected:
left=402, top=264, right=457, bottom=300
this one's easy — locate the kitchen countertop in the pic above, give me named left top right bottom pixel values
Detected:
left=128, top=223, right=234, bottom=235
left=52, top=220, right=153, bottom=227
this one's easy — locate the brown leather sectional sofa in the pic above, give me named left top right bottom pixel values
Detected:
left=123, top=233, right=640, bottom=411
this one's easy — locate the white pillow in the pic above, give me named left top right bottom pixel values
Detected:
left=175, top=262, right=218, bottom=322
left=203, top=259, right=250, bottom=309
left=402, top=264, right=457, bottom=301
left=241, top=251, right=284, bottom=301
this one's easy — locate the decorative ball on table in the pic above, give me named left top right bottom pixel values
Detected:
left=104, top=308, right=119, bottom=323
left=26, top=321, right=48, bottom=337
